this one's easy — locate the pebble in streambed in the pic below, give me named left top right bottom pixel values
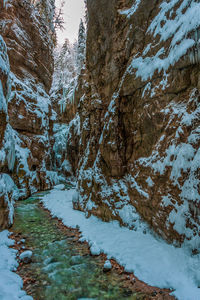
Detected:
left=12, top=192, right=147, bottom=300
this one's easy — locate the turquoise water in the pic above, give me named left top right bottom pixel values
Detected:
left=12, top=192, right=146, bottom=300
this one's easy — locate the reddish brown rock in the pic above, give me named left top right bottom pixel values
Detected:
left=0, top=0, right=54, bottom=92
left=0, top=0, right=55, bottom=229
left=0, top=194, right=9, bottom=229
left=73, top=0, right=200, bottom=249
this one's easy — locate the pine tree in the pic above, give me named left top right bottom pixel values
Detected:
left=31, top=0, right=65, bottom=32
left=54, top=0, right=65, bottom=31
left=51, top=40, right=78, bottom=112
left=84, top=0, right=88, bottom=26
left=76, top=19, right=86, bottom=74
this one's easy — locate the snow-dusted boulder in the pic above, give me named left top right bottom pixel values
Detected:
left=19, top=251, right=33, bottom=264
left=103, top=260, right=112, bottom=272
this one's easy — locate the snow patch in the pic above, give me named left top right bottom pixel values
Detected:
left=0, top=230, right=32, bottom=300
left=129, top=0, right=200, bottom=80
left=19, top=251, right=32, bottom=261
left=120, top=0, right=141, bottom=18
left=103, top=260, right=112, bottom=270
left=53, top=184, right=65, bottom=190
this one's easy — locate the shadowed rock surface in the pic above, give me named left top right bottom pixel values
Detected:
left=71, top=0, right=200, bottom=250
left=0, top=0, right=57, bottom=229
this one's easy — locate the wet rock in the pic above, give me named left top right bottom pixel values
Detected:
left=71, top=255, right=83, bottom=265
left=17, top=238, right=25, bottom=245
left=151, top=291, right=157, bottom=296
left=20, top=250, right=33, bottom=264
left=90, top=243, right=101, bottom=256
left=103, top=260, right=112, bottom=272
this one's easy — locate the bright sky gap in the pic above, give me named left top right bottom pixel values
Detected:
left=55, top=0, right=85, bottom=44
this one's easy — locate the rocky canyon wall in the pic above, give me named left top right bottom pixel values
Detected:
left=73, top=0, right=200, bottom=251
left=1, top=0, right=200, bottom=252
left=0, top=0, right=59, bottom=229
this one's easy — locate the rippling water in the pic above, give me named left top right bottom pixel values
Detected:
left=12, top=191, right=146, bottom=300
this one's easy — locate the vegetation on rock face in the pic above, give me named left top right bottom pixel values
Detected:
left=77, top=19, right=86, bottom=74
left=31, top=0, right=65, bottom=32
left=51, top=18, right=86, bottom=115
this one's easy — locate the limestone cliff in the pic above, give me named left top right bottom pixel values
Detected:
left=0, top=0, right=59, bottom=229
left=72, top=0, right=200, bottom=251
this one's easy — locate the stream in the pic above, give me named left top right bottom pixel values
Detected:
left=11, top=189, right=148, bottom=300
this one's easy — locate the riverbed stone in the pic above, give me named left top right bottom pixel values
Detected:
left=103, top=260, right=112, bottom=272
left=19, top=250, right=33, bottom=264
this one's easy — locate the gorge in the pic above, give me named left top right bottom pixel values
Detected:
left=0, top=0, right=200, bottom=299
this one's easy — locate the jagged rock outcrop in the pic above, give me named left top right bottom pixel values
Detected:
left=0, top=0, right=59, bottom=229
left=73, top=0, right=200, bottom=250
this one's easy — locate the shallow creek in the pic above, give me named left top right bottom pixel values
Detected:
left=11, top=190, right=156, bottom=300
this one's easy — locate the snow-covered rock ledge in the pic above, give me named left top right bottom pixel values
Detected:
left=41, top=188, right=200, bottom=300
left=0, top=230, right=32, bottom=300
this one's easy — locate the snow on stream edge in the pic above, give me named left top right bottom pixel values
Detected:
left=42, top=188, right=200, bottom=300
left=0, top=230, right=32, bottom=300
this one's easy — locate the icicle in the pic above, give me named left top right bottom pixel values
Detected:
left=7, top=136, right=15, bottom=171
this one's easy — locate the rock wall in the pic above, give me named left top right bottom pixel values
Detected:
left=0, top=0, right=60, bottom=229
left=73, top=0, right=200, bottom=251
left=1, top=0, right=200, bottom=251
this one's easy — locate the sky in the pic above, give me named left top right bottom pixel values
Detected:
left=55, top=0, right=85, bottom=45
